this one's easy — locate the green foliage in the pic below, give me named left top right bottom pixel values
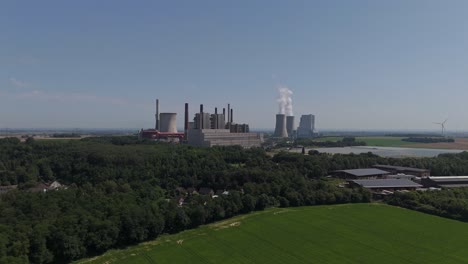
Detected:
left=386, top=188, right=468, bottom=221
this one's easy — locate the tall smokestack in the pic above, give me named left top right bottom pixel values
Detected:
left=274, top=114, right=288, bottom=138
left=200, top=104, right=204, bottom=129
left=286, top=116, right=294, bottom=137
left=230, top=108, right=233, bottom=123
left=155, top=99, right=159, bottom=130
left=184, top=103, right=189, bottom=140
left=215, top=107, right=218, bottom=114
left=227, top=104, right=230, bottom=123
left=223, top=108, right=226, bottom=121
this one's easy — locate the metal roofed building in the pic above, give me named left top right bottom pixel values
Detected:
left=350, top=179, right=422, bottom=191
left=373, top=165, right=430, bottom=177
left=422, top=176, right=468, bottom=188
left=333, top=168, right=391, bottom=179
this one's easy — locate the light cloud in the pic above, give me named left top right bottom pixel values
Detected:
left=9, top=77, right=29, bottom=88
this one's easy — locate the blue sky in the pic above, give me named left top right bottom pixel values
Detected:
left=1, top=0, right=468, bottom=131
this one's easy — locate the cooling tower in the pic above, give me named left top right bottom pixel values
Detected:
left=159, top=113, right=177, bottom=133
left=274, top=114, right=288, bottom=138
left=286, top=116, right=294, bottom=137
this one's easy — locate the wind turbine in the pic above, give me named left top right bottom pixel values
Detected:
left=433, top=119, right=448, bottom=136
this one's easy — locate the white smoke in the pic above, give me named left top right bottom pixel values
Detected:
left=277, top=86, right=293, bottom=116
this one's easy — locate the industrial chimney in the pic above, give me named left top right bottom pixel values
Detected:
left=286, top=116, right=294, bottom=137
left=227, top=104, right=230, bottom=123
left=155, top=99, right=159, bottom=130
left=200, top=104, right=204, bottom=129
left=274, top=114, right=288, bottom=138
left=184, top=103, right=189, bottom=140
left=159, top=113, right=178, bottom=133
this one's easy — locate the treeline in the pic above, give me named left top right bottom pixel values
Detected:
left=0, top=137, right=370, bottom=263
left=50, top=133, right=81, bottom=138
left=385, top=133, right=442, bottom=137
left=294, top=137, right=367, bottom=148
left=402, top=137, right=455, bottom=143
left=386, top=189, right=468, bottom=222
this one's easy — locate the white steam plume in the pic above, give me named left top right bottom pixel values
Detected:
left=277, top=86, right=293, bottom=116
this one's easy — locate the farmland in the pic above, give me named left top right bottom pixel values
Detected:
left=77, top=204, right=468, bottom=264
left=315, top=136, right=468, bottom=149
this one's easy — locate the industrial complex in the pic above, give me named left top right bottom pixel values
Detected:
left=139, top=89, right=317, bottom=147
left=139, top=99, right=263, bottom=148
left=274, top=113, right=316, bottom=139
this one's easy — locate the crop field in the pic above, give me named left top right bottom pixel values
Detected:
left=77, top=204, right=468, bottom=264
left=406, top=138, right=468, bottom=150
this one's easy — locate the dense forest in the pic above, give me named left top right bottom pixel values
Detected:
left=2, top=137, right=468, bottom=263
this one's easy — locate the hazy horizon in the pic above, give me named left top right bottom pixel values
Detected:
left=2, top=1, right=468, bottom=131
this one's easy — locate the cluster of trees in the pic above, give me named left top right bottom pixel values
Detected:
left=386, top=189, right=468, bottom=222
left=401, top=137, right=455, bottom=143
left=50, top=133, right=81, bottom=138
left=294, top=137, right=367, bottom=148
left=0, top=137, right=371, bottom=263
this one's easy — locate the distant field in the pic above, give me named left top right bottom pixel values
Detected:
left=77, top=204, right=468, bottom=264
left=357, top=136, right=414, bottom=147
left=407, top=138, right=468, bottom=150
left=312, top=136, right=344, bottom=142
left=314, top=136, right=413, bottom=147
left=313, top=136, right=468, bottom=149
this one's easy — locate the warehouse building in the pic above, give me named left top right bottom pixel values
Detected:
left=421, top=176, right=468, bottom=188
left=349, top=179, right=422, bottom=192
left=333, top=168, right=391, bottom=179
left=373, top=165, right=430, bottom=177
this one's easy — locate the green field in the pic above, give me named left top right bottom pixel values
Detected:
left=315, top=136, right=414, bottom=147
left=357, top=137, right=414, bottom=147
left=77, top=204, right=468, bottom=264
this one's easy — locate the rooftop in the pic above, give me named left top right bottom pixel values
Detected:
left=337, top=168, right=391, bottom=177
left=351, top=179, right=422, bottom=188
left=373, top=164, right=429, bottom=173
left=428, top=176, right=468, bottom=182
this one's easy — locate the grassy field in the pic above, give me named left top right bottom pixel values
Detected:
left=77, top=204, right=468, bottom=264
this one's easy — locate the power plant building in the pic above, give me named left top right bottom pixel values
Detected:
left=159, top=113, right=177, bottom=133
left=188, top=104, right=263, bottom=148
left=297, top=114, right=315, bottom=138
left=139, top=99, right=184, bottom=141
left=140, top=99, right=262, bottom=147
left=188, top=129, right=263, bottom=147
left=274, top=114, right=288, bottom=138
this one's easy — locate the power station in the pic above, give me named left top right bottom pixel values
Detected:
left=139, top=99, right=184, bottom=141
left=297, top=114, right=315, bottom=138
left=188, top=103, right=263, bottom=147
left=140, top=99, right=263, bottom=147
